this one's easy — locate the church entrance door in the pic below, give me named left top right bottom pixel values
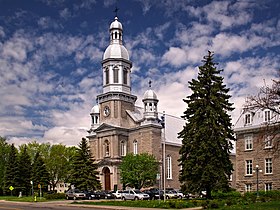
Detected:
left=103, top=167, right=111, bottom=190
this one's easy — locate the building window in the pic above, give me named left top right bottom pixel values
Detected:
left=133, top=140, right=138, bottom=155
left=264, top=135, right=272, bottom=148
left=104, top=140, right=110, bottom=157
left=245, top=113, right=251, bottom=125
left=229, top=174, right=233, bottom=181
left=246, top=160, right=253, bottom=175
left=245, top=135, right=253, bottom=150
left=120, top=140, right=126, bottom=156
left=113, top=67, right=119, bottom=83
left=264, top=110, right=271, bottom=122
left=105, top=68, right=109, bottom=84
left=265, top=158, right=272, bottom=174
left=167, top=155, right=172, bottom=179
left=265, top=183, right=272, bottom=191
left=245, top=184, right=252, bottom=192
left=123, top=69, right=128, bottom=85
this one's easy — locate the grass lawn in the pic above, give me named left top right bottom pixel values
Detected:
left=77, top=200, right=280, bottom=209
left=218, top=200, right=280, bottom=210
left=0, top=196, right=47, bottom=202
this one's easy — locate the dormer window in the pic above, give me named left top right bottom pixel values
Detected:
left=245, top=113, right=251, bottom=125
left=264, top=110, right=271, bottom=122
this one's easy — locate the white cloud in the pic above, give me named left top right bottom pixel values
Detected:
left=162, top=47, right=187, bottom=67
left=59, top=8, right=71, bottom=19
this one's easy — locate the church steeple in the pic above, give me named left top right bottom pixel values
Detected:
left=102, top=16, right=132, bottom=95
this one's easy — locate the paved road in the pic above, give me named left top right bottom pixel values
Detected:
left=0, top=200, right=203, bottom=210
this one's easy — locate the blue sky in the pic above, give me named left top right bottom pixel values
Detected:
left=0, top=0, right=279, bottom=146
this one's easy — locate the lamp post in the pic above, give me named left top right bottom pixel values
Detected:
left=254, top=165, right=262, bottom=197
left=161, top=111, right=166, bottom=202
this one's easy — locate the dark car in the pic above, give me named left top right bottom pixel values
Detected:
left=143, top=189, right=164, bottom=200
left=96, top=191, right=115, bottom=199
left=83, top=191, right=101, bottom=200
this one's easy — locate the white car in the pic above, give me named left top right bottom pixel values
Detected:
left=112, top=190, right=123, bottom=199
left=122, top=189, right=150, bottom=200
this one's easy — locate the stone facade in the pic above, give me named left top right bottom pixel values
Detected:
left=87, top=16, right=183, bottom=191
left=234, top=107, right=280, bottom=193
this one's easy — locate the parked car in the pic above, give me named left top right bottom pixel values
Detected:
left=174, top=189, right=184, bottom=199
left=83, top=191, right=101, bottom=200
left=96, top=190, right=115, bottom=199
left=143, top=188, right=164, bottom=200
left=165, top=190, right=178, bottom=199
left=112, top=190, right=123, bottom=199
left=122, top=189, right=149, bottom=200
left=65, top=189, right=86, bottom=200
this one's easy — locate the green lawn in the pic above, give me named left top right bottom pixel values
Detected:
left=0, top=196, right=47, bottom=202
left=218, top=201, right=280, bottom=210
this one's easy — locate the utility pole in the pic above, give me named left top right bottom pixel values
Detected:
left=162, top=111, right=166, bottom=202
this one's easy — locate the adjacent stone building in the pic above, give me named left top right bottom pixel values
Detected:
left=234, top=105, right=280, bottom=193
left=87, top=16, right=184, bottom=191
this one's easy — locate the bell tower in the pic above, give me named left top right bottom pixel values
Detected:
left=97, top=16, right=137, bottom=127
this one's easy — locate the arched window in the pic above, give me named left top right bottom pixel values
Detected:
left=104, top=140, right=110, bottom=157
left=95, top=116, right=99, bottom=124
left=120, top=140, right=126, bottom=156
left=133, top=140, right=138, bottom=155
left=113, top=67, right=119, bottom=83
left=149, top=103, right=153, bottom=111
left=123, top=68, right=128, bottom=85
left=167, top=155, right=172, bottom=179
left=105, top=68, right=109, bottom=84
left=91, top=116, right=94, bottom=124
left=115, top=31, right=117, bottom=39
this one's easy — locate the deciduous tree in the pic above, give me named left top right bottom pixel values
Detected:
left=120, top=153, right=159, bottom=189
left=178, top=51, right=235, bottom=199
left=244, top=77, right=280, bottom=152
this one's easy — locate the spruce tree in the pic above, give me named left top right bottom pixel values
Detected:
left=31, top=152, right=50, bottom=192
left=178, top=51, right=235, bottom=199
left=4, top=144, right=20, bottom=195
left=0, top=137, right=9, bottom=195
left=69, top=138, right=101, bottom=191
left=18, top=145, right=32, bottom=196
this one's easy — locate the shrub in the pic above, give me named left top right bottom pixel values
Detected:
left=44, top=193, right=65, bottom=200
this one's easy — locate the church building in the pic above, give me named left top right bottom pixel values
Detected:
left=87, top=16, right=184, bottom=191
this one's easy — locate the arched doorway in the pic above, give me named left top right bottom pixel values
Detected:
left=103, top=167, right=111, bottom=190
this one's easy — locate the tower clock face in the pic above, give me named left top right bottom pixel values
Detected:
left=103, top=106, right=110, bottom=117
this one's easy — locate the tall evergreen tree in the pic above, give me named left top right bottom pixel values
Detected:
left=178, top=51, right=235, bottom=199
left=18, top=145, right=32, bottom=196
left=4, top=144, right=20, bottom=195
left=31, top=152, right=50, bottom=192
left=0, top=137, right=9, bottom=195
left=69, top=138, right=101, bottom=191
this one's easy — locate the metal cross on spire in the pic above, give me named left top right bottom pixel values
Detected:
left=114, top=0, right=119, bottom=17
left=148, top=80, right=152, bottom=88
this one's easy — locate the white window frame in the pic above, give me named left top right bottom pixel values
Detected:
left=120, top=140, right=126, bottom=157
left=246, top=160, right=253, bottom=175
left=245, top=184, right=252, bottom=192
left=264, top=110, right=271, bottom=122
left=265, top=183, right=272, bottom=191
left=245, top=113, right=251, bottom=125
left=133, top=140, right=138, bottom=155
left=265, top=158, right=272, bottom=174
left=245, top=135, right=253, bottom=151
left=167, top=155, right=172, bottom=179
left=264, top=135, right=273, bottom=149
